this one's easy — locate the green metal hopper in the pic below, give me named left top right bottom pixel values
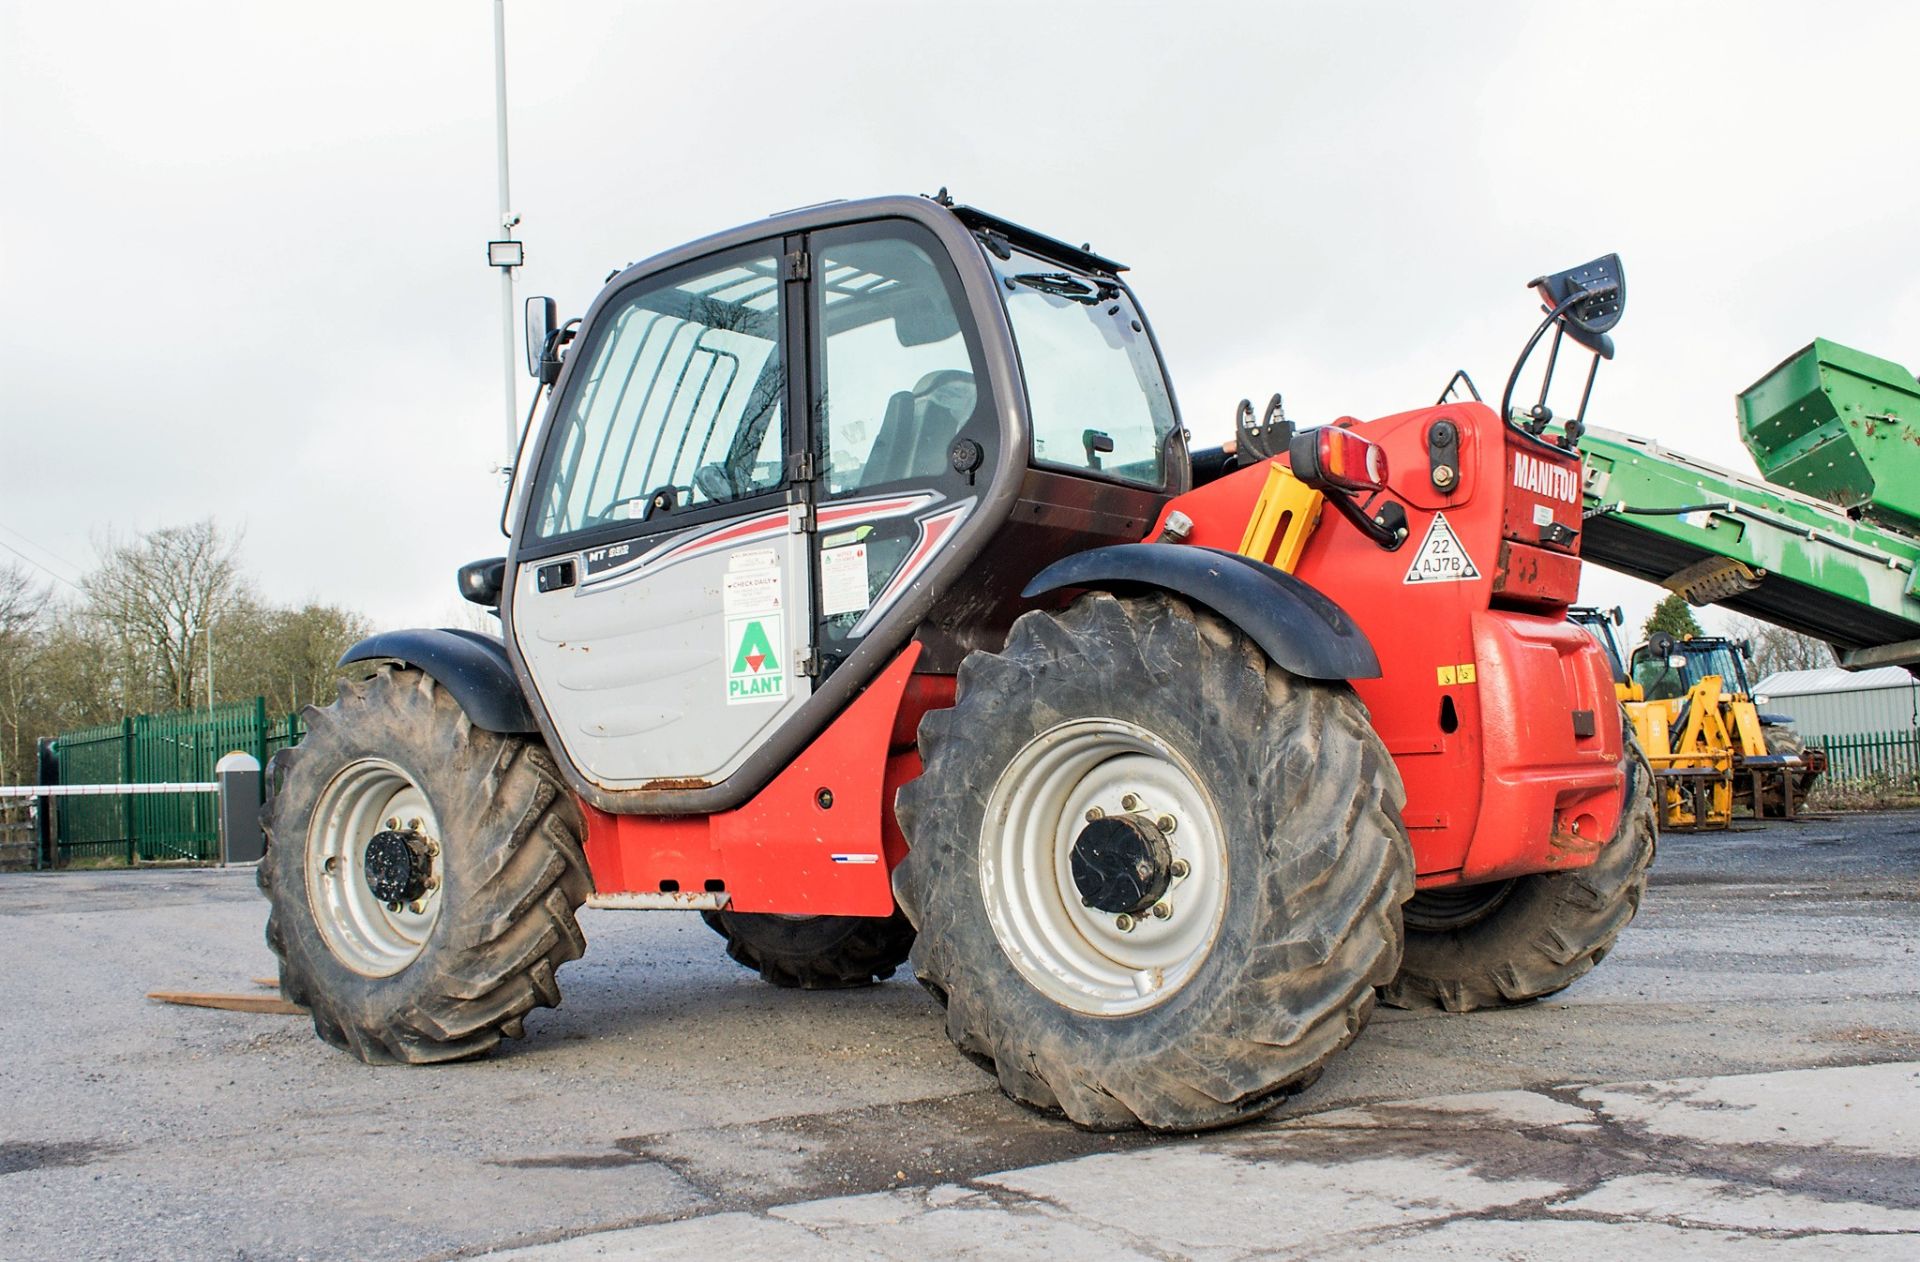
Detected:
left=1738, top=339, right=1920, bottom=532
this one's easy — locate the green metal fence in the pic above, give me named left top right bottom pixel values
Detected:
left=1806, top=729, right=1920, bottom=793
left=49, top=699, right=306, bottom=864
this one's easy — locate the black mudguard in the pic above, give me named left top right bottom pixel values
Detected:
left=1021, top=543, right=1381, bottom=681
left=338, top=628, right=538, bottom=733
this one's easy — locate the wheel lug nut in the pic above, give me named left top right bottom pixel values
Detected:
left=1120, top=793, right=1141, bottom=811
left=386, top=901, right=401, bottom=914
left=385, top=818, right=400, bottom=830
left=1114, top=913, right=1135, bottom=932
left=426, top=876, right=441, bottom=892
left=1170, top=859, right=1190, bottom=879
left=1156, top=814, right=1176, bottom=833
left=408, top=899, right=426, bottom=914
left=1085, top=807, right=1104, bottom=822
left=1151, top=901, right=1172, bottom=920
left=407, top=818, right=424, bottom=832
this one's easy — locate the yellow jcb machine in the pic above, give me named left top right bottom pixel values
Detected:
left=1570, top=608, right=1816, bottom=829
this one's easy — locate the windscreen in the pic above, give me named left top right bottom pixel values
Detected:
left=987, top=245, right=1177, bottom=487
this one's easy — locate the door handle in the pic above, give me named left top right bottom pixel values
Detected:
left=536, top=560, right=577, bottom=593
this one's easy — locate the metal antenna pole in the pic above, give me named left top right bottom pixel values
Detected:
left=492, top=0, right=520, bottom=469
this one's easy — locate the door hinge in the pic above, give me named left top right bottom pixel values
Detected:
left=788, top=502, right=815, bottom=534
left=787, top=450, right=815, bottom=482
left=783, top=250, right=810, bottom=282
left=799, top=649, right=822, bottom=678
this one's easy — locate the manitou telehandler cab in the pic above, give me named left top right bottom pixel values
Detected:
left=262, top=194, right=1653, bottom=1131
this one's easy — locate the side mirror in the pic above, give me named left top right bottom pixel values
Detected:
left=458, top=557, right=506, bottom=608
left=524, top=296, right=557, bottom=381
left=1610, top=606, right=1625, bottom=627
left=1648, top=631, right=1676, bottom=660
left=1741, top=639, right=1755, bottom=660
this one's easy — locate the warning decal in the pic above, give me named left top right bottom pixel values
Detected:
left=1403, top=513, right=1481, bottom=585
left=724, top=550, right=786, bottom=705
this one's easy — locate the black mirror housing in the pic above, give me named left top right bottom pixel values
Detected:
left=458, top=557, right=507, bottom=608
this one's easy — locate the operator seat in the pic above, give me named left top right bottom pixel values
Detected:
left=860, top=369, right=977, bottom=487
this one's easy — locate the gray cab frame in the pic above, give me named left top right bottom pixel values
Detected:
left=498, top=195, right=1188, bottom=816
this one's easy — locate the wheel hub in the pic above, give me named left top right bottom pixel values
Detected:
left=1070, top=814, right=1173, bottom=915
left=363, top=828, right=433, bottom=906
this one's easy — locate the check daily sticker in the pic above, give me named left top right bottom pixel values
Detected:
left=724, top=552, right=785, bottom=705
left=1403, top=513, right=1481, bottom=584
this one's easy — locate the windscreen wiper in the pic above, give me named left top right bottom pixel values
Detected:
left=1009, top=271, right=1116, bottom=304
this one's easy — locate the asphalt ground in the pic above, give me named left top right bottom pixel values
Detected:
left=0, top=810, right=1915, bottom=1261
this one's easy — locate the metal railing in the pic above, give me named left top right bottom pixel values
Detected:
left=1806, top=728, right=1920, bottom=792
left=42, top=699, right=305, bottom=864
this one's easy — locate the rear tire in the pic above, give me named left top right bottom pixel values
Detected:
left=700, top=910, right=914, bottom=988
left=1759, top=726, right=1818, bottom=817
left=1381, top=729, right=1656, bottom=1013
left=259, top=666, right=591, bottom=1064
left=895, top=592, right=1412, bottom=1132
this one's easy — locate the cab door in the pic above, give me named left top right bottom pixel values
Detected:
left=508, top=239, right=816, bottom=792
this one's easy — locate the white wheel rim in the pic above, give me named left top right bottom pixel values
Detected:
left=981, top=719, right=1228, bottom=1016
left=306, top=758, right=444, bottom=977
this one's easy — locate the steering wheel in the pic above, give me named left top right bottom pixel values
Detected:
left=693, top=463, right=737, bottom=504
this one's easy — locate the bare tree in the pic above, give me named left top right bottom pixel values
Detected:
left=1726, top=615, right=1834, bottom=681
left=0, top=563, right=49, bottom=784
left=83, top=519, right=251, bottom=712
left=218, top=599, right=374, bottom=714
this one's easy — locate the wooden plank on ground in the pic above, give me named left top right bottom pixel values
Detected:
left=147, top=990, right=306, bottom=1016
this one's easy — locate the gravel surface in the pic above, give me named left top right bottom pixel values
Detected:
left=0, top=810, right=1914, bottom=1261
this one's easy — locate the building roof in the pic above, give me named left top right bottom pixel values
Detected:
left=1753, top=665, right=1918, bottom=697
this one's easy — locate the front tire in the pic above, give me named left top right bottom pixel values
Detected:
left=1381, top=729, right=1657, bottom=1013
left=895, top=592, right=1412, bottom=1132
left=259, top=666, right=591, bottom=1064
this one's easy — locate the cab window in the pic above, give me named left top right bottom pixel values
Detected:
left=817, top=229, right=983, bottom=496
left=533, top=251, right=785, bottom=539
left=988, top=245, right=1177, bottom=487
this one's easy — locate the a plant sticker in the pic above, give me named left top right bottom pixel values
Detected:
left=727, top=614, right=786, bottom=705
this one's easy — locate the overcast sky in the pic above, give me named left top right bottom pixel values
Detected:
left=3, top=1, right=1916, bottom=640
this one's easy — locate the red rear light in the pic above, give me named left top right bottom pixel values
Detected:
left=1309, top=427, right=1389, bottom=493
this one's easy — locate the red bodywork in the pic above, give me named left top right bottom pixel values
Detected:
left=1159, top=403, right=1626, bottom=885
left=582, top=644, right=953, bottom=915
left=581, top=402, right=1628, bottom=908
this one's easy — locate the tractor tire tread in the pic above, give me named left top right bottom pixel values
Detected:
left=1381, top=728, right=1657, bottom=1013
left=700, top=910, right=915, bottom=989
left=894, top=591, right=1412, bottom=1132
left=259, top=666, right=589, bottom=1066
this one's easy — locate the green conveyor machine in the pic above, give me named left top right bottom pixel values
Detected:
left=1579, top=339, right=1920, bottom=673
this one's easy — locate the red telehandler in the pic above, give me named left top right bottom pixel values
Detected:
left=261, top=194, right=1653, bottom=1130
